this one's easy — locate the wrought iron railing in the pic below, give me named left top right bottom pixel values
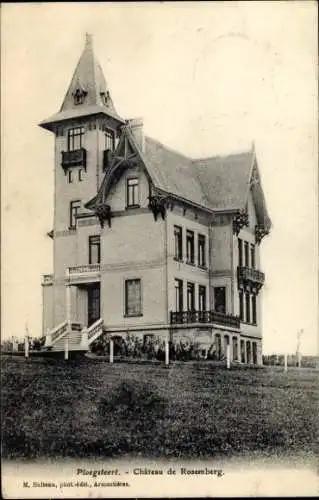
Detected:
left=237, top=266, right=265, bottom=284
left=61, top=148, right=87, bottom=169
left=170, top=310, right=240, bottom=329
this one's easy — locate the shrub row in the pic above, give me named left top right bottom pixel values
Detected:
left=91, top=333, right=225, bottom=361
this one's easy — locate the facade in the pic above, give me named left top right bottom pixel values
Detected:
left=41, top=34, right=271, bottom=364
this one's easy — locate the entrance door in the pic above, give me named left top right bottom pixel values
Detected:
left=88, top=284, right=100, bottom=327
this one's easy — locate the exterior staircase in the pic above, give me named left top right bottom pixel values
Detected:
left=51, top=324, right=83, bottom=352
left=43, top=318, right=104, bottom=354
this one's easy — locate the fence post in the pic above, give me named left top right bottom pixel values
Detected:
left=25, top=336, right=29, bottom=359
left=65, top=269, right=72, bottom=333
left=284, top=353, right=288, bottom=372
left=12, top=337, right=18, bottom=352
left=165, top=339, right=169, bottom=366
left=110, top=339, right=114, bottom=364
left=297, top=352, right=302, bottom=368
left=64, top=338, right=69, bottom=360
left=226, top=344, right=231, bottom=369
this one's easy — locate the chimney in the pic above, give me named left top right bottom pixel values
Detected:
left=126, top=117, right=145, bottom=153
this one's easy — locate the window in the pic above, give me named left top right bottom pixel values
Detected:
left=252, top=294, right=257, bottom=324
left=250, top=244, right=255, bottom=269
left=215, top=333, right=222, bottom=360
left=174, top=226, right=183, bottom=261
left=245, top=292, right=250, bottom=323
left=252, top=342, right=257, bottom=364
left=127, top=178, right=139, bottom=207
left=198, top=234, right=206, bottom=267
left=187, top=282, right=195, bottom=311
left=105, top=129, right=115, bottom=151
left=73, top=88, right=87, bottom=105
left=101, top=90, right=110, bottom=106
left=186, top=230, right=194, bottom=264
left=174, top=279, right=183, bottom=312
left=239, top=290, right=244, bottom=321
left=198, top=285, right=206, bottom=311
left=68, top=170, right=73, bottom=183
left=238, top=238, right=243, bottom=267
left=232, top=336, right=238, bottom=361
left=214, top=286, right=226, bottom=314
left=246, top=341, right=252, bottom=364
left=67, top=127, right=84, bottom=151
left=69, top=200, right=81, bottom=229
left=240, top=339, right=245, bottom=363
left=78, top=169, right=83, bottom=182
left=244, top=241, right=249, bottom=267
left=89, top=236, right=100, bottom=265
left=224, top=335, right=230, bottom=357
left=125, top=279, right=142, bottom=316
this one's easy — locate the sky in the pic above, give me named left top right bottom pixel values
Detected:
left=1, top=2, right=318, bottom=354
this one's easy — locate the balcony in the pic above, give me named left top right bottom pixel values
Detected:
left=237, top=266, right=265, bottom=292
left=170, top=310, right=240, bottom=330
left=61, top=148, right=87, bottom=170
left=42, top=274, right=53, bottom=286
left=67, top=264, right=100, bottom=285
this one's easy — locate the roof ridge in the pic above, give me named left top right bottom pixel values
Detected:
left=145, top=135, right=192, bottom=161
left=145, top=135, right=253, bottom=163
left=193, top=148, right=252, bottom=163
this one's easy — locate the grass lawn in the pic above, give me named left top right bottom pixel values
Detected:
left=1, top=356, right=318, bottom=460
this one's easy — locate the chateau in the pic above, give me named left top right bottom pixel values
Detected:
left=41, top=34, right=271, bottom=364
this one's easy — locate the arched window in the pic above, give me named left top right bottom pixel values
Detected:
left=215, top=334, right=221, bottom=360
left=232, top=336, right=238, bottom=361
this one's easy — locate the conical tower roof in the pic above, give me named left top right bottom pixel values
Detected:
left=40, top=34, right=124, bottom=131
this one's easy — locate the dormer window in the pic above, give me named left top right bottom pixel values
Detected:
left=73, top=87, right=87, bottom=105
left=100, top=90, right=110, bottom=106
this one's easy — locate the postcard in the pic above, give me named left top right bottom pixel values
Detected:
left=1, top=2, right=318, bottom=498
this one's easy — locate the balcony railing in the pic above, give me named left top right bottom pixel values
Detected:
left=61, top=148, right=87, bottom=169
left=67, top=264, right=101, bottom=284
left=237, top=266, right=265, bottom=285
left=69, top=264, right=100, bottom=275
left=170, top=310, right=240, bottom=329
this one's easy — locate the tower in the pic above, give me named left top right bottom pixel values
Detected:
left=40, top=34, right=125, bottom=330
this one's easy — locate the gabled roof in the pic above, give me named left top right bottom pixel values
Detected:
left=87, top=126, right=271, bottom=229
left=39, top=34, right=124, bottom=130
left=142, top=137, right=256, bottom=213
left=193, top=150, right=254, bottom=211
left=142, top=137, right=211, bottom=210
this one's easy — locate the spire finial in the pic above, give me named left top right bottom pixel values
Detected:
left=85, top=32, right=93, bottom=49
